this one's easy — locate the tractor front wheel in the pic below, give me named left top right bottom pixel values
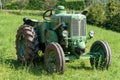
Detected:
left=90, top=40, right=112, bottom=69
left=44, top=42, right=65, bottom=74
left=16, top=25, right=39, bottom=65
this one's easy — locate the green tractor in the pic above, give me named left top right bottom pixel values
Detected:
left=15, top=6, right=112, bottom=74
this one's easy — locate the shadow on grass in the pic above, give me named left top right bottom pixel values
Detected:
left=1, top=57, right=47, bottom=76
left=68, top=61, right=93, bottom=71
left=69, top=65, right=93, bottom=71
left=0, top=57, right=93, bottom=76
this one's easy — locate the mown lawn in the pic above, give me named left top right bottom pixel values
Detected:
left=0, top=11, right=120, bottom=80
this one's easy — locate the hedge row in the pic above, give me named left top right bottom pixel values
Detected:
left=2, top=0, right=85, bottom=10
left=2, top=0, right=43, bottom=10
left=58, top=0, right=85, bottom=10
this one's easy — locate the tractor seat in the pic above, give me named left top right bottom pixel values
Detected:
left=23, top=17, right=39, bottom=23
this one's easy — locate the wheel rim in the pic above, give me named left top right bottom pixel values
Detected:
left=90, top=40, right=109, bottom=69
left=91, top=44, right=106, bottom=68
left=46, top=50, right=57, bottom=72
left=18, top=34, right=27, bottom=57
left=44, top=43, right=62, bottom=73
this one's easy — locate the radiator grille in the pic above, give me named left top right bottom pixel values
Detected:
left=80, top=18, right=86, bottom=36
left=72, top=18, right=79, bottom=36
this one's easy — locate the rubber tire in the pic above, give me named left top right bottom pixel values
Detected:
left=55, top=43, right=65, bottom=74
left=16, top=25, right=39, bottom=65
left=101, top=40, right=112, bottom=69
left=90, top=40, right=112, bottom=69
left=44, top=42, right=65, bottom=74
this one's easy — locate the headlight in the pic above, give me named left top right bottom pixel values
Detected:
left=62, top=30, right=68, bottom=37
left=89, top=30, right=94, bottom=38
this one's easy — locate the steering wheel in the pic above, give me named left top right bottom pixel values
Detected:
left=43, top=8, right=54, bottom=21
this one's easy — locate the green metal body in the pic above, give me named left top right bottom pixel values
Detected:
left=23, top=6, right=92, bottom=61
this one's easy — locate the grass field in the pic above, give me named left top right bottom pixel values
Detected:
left=0, top=11, right=120, bottom=80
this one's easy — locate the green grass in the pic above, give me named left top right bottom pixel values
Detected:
left=0, top=11, right=120, bottom=80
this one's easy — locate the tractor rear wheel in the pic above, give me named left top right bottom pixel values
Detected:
left=90, top=40, right=112, bottom=69
left=16, top=25, right=39, bottom=65
left=44, top=42, right=65, bottom=74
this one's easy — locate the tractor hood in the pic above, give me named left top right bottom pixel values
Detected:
left=51, top=13, right=87, bottom=40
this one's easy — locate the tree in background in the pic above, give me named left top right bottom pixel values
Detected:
left=87, top=2, right=106, bottom=26
left=17, top=0, right=29, bottom=10
left=27, top=0, right=43, bottom=10
left=0, top=0, right=2, bottom=10
left=106, top=0, right=120, bottom=19
left=1, top=0, right=17, bottom=9
left=42, top=0, right=58, bottom=9
left=104, top=0, right=120, bottom=31
left=85, top=0, right=92, bottom=7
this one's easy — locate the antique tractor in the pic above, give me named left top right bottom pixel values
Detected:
left=15, top=6, right=112, bottom=74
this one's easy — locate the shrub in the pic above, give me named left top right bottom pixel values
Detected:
left=57, top=0, right=65, bottom=6
left=17, top=0, right=29, bottom=10
left=65, top=1, right=85, bottom=10
left=26, top=0, right=43, bottom=10
left=106, top=0, right=120, bottom=19
left=104, top=0, right=120, bottom=32
left=57, top=0, right=85, bottom=10
left=42, top=0, right=58, bottom=10
left=105, top=13, right=120, bottom=32
left=2, top=0, right=29, bottom=10
left=87, top=0, right=120, bottom=32
left=4, top=2, right=18, bottom=9
left=87, top=2, right=106, bottom=26
left=2, top=0, right=85, bottom=10
left=84, top=0, right=92, bottom=7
